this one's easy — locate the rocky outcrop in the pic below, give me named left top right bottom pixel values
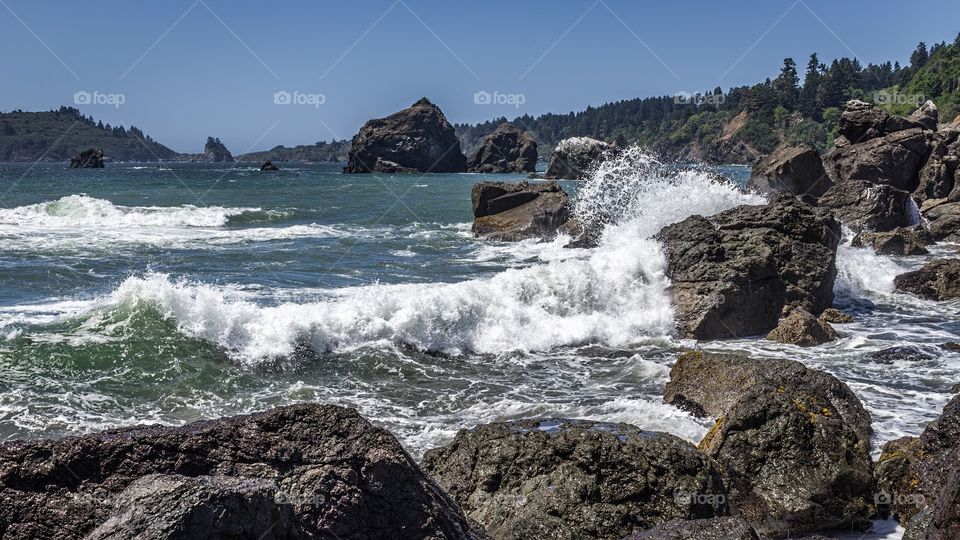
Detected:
left=259, top=160, right=279, bottom=171
left=471, top=181, right=575, bottom=241
left=894, top=258, right=960, bottom=300
left=824, top=127, right=930, bottom=191
left=915, top=129, right=960, bottom=201
left=765, top=308, right=838, bottom=346
left=920, top=198, right=960, bottom=241
left=817, top=179, right=915, bottom=232
left=663, top=352, right=874, bottom=538
left=654, top=193, right=841, bottom=339
left=819, top=307, right=853, bottom=323
left=747, top=144, right=830, bottom=199
left=345, top=98, right=467, bottom=174
left=203, top=137, right=233, bottom=162
left=421, top=418, right=727, bottom=540
left=544, top=136, right=611, bottom=179
left=852, top=226, right=931, bottom=255
left=0, top=404, right=480, bottom=539
left=69, top=148, right=105, bottom=168
left=467, top=123, right=537, bottom=173
left=624, top=517, right=758, bottom=540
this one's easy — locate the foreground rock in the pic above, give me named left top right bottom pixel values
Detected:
left=467, top=123, right=537, bottom=173
left=817, top=179, right=914, bottom=232
left=0, top=404, right=479, bottom=539
left=345, top=98, right=467, bottom=173
left=654, top=193, right=840, bottom=339
left=852, top=226, right=931, bottom=255
left=544, top=136, right=611, bottom=179
left=894, top=258, right=960, bottom=300
left=664, top=352, right=874, bottom=538
left=203, top=136, right=234, bottom=162
left=421, top=419, right=727, bottom=540
left=69, top=148, right=105, bottom=168
left=747, top=144, right=831, bottom=199
left=624, top=517, right=758, bottom=540
left=915, top=128, right=960, bottom=201
left=471, top=181, right=575, bottom=241
left=259, top=160, right=279, bottom=171
left=766, top=308, right=838, bottom=346
left=920, top=198, right=960, bottom=241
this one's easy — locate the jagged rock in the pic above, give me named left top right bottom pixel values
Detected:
left=817, top=179, right=915, bottom=232
left=471, top=181, right=574, bottom=241
left=623, top=517, right=758, bottom=540
left=894, top=258, right=960, bottom=300
left=544, top=137, right=611, bottom=179
left=824, top=127, right=930, bottom=191
left=421, top=418, right=728, bottom=540
left=344, top=98, right=467, bottom=173
left=819, top=308, right=853, bottom=324
left=852, top=226, right=932, bottom=255
left=654, top=193, right=840, bottom=340
left=0, top=404, right=480, bottom=539
left=203, top=137, right=233, bottom=162
left=663, top=351, right=874, bottom=538
left=69, top=148, right=104, bottom=168
left=921, top=198, right=960, bottom=241
left=915, top=129, right=960, bottom=201
left=837, top=100, right=893, bottom=143
left=910, top=100, right=941, bottom=132
left=766, top=308, right=838, bottom=346
left=747, top=144, right=831, bottom=199
left=259, top=160, right=279, bottom=171
left=467, top=123, right=537, bottom=173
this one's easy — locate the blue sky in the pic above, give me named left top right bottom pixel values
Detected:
left=1, top=0, right=958, bottom=153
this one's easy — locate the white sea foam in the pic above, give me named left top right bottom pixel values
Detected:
left=0, top=195, right=253, bottom=228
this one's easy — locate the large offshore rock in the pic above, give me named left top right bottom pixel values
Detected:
left=203, top=137, right=234, bottom=162
left=0, top=404, right=480, bottom=539
left=817, top=179, right=915, bottom=232
left=894, top=258, right=960, bottom=300
left=471, top=181, right=574, bottom=241
left=345, top=98, right=467, bottom=173
left=69, top=148, right=105, bottom=168
left=544, top=136, right=611, bottom=179
left=747, top=144, right=831, bottom=199
left=654, top=193, right=840, bottom=339
left=663, top=351, right=874, bottom=538
left=467, top=123, right=537, bottom=173
left=421, top=418, right=728, bottom=540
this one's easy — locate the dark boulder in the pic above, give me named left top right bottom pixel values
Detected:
left=203, top=137, right=234, bottom=162
left=544, top=137, right=611, bottom=179
left=345, top=98, right=467, bottom=174
left=467, top=123, right=537, bottom=173
left=851, top=226, right=932, bottom=255
left=69, top=148, right=105, bottom=168
left=867, top=346, right=937, bottom=364
left=836, top=100, right=893, bottom=143
left=765, top=308, right=838, bottom=346
left=817, top=179, right=915, bottom=232
left=915, top=129, right=960, bottom=201
left=0, top=404, right=480, bottom=539
left=920, top=198, right=960, bottom=241
left=824, top=128, right=930, bottom=191
left=663, top=351, right=874, bottom=538
left=471, top=181, right=575, bottom=241
left=654, top=193, right=840, bottom=340
left=894, top=258, right=960, bottom=300
left=623, top=517, right=758, bottom=540
left=747, top=144, right=831, bottom=199
left=910, top=100, right=941, bottom=132
left=259, top=160, right=279, bottom=171
left=421, top=418, right=728, bottom=540
left=819, top=307, right=853, bottom=323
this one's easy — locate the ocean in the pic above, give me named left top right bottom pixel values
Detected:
left=0, top=150, right=956, bottom=481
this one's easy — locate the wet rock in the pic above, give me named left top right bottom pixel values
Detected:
left=345, top=97, right=467, bottom=173
left=819, top=308, right=853, bottom=324
left=259, top=160, right=279, bottom=171
left=664, top=351, right=874, bottom=538
left=951, top=383, right=960, bottom=394
left=852, top=226, right=931, bottom=255
left=867, top=346, right=937, bottom=364
left=203, top=137, right=233, bottom=162
left=69, top=148, right=105, bottom=168
left=471, top=181, right=574, bottom=241
left=623, top=517, right=758, bottom=540
left=467, top=123, right=537, bottom=173
left=766, top=308, right=838, bottom=346
left=0, top=404, right=480, bottom=539
left=817, top=179, right=914, bottom=232
left=903, top=448, right=960, bottom=540
left=894, top=258, right=960, bottom=300
left=654, top=193, right=841, bottom=339
left=920, top=199, right=960, bottom=241
left=544, top=137, right=611, bottom=179
left=747, top=144, right=831, bottom=199
left=421, top=418, right=728, bottom=540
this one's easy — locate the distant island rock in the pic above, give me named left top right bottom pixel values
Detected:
left=259, top=160, right=279, bottom=171
left=203, top=137, right=233, bottom=162
left=344, top=97, right=467, bottom=174
left=466, top=123, right=537, bottom=173
left=544, top=136, right=612, bottom=179
left=237, top=140, right=349, bottom=163
left=69, top=148, right=104, bottom=168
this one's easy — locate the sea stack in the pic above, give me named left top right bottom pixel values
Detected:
left=466, top=123, right=537, bottom=173
left=203, top=137, right=234, bottom=162
left=344, top=98, right=467, bottom=174
left=69, top=148, right=105, bottom=168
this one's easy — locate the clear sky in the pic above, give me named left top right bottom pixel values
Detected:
left=1, top=0, right=958, bottom=153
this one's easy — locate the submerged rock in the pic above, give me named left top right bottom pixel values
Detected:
left=69, top=148, right=105, bottom=168
left=421, top=418, right=728, bottom=540
left=867, top=345, right=937, bottom=364
left=467, top=123, right=537, bottom=173
left=344, top=97, right=467, bottom=173
left=203, top=137, right=234, bottom=162
left=817, top=179, right=914, bottom=232
left=747, top=144, right=831, bottom=199
left=259, top=160, right=279, bottom=171
left=819, top=307, right=853, bottom=323
left=894, top=258, right=960, bottom=300
left=471, top=181, right=574, bottom=241
left=663, top=351, right=874, bottom=538
left=544, top=136, right=611, bottom=179
left=624, top=517, right=758, bottom=540
left=852, top=226, right=931, bottom=255
left=0, top=404, right=480, bottom=539
left=766, top=308, right=838, bottom=346
left=654, top=193, right=840, bottom=340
